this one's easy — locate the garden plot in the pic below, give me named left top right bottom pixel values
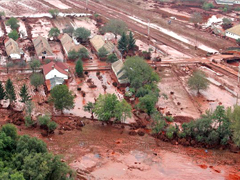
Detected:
left=51, top=17, right=75, bottom=32
left=18, top=39, right=32, bottom=62
left=157, top=67, right=200, bottom=119
left=0, top=73, right=50, bottom=114
left=65, top=71, right=135, bottom=123
left=28, top=18, right=53, bottom=38
left=19, top=20, right=28, bottom=39
left=72, top=17, right=98, bottom=36
left=43, top=0, right=71, bottom=9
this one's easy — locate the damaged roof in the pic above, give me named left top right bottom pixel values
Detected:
left=33, top=36, right=54, bottom=57
left=59, top=33, right=85, bottom=54
left=111, top=59, right=129, bottom=84
left=90, top=35, right=115, bottom=53
left=5, top=38, right=21, bottom=57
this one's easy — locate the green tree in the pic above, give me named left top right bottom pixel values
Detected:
left=75, top=59, right=83, bottom=77
left=30, top=73, right=44, bottom=91
left=68, top=50, right=79, bottom=60
left=84, top=102, right=94, bottom=118
left=138, top=93, right=158, bottom=115
left=38, top=115, right=57, bottom=134
left=73, top=27, right=91, bottom=43
left=202, top=2, right=214, bottom=10
left=19, top=84, right=31, bottom=103
left=118, top=32, right=128, bottom=54
left=78, top=47, right=89, bottom=59
left=24, top=115, right=34, bottom=128
left=101, top=19, right=127, bottom=38
left=62, top=25, right=74, bottom=36
left=48, top=9, right=59, bottom=19
left=50, top=85, right=74, bottom=113
left=6, top=17, right=19, bottom=30
left=8, top=30, right=19, bottom=41
left=5, top=79, right=16, bottom=107
left=30, top=59, right=41, bottom=72
left=93, top=94, right=131, bottom=122
left=0, top=11, right=5, bottom=20
left=124, top=56, right=159, bottom=89
left=25, top=100, right=34, bottom=116
left=1, top=124, right=18, bottom=141
left=187, top=70, right=209, bottom=95
left=190, top=12, right=202, bottom=27
left=236, top=38, right=240, bottom=46
left=227, top=105, right=240, bottom=146
left=48, top=27, right=60, bottom=39
left=98, top=47, right=108, bottom=60
left=128, top=31, right=136, bottom=51
left=0, top=81, right=5, bottom=100
left=107, top=53, right=118, bottom=63
left=222, top=18, right=232, bottom=30
left=10, top=172, right=25, bottom=180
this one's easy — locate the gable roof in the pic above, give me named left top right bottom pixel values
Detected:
left=33, top=36, right=54, bottom=57
left=226, top=24, right=240, bottom=36
left=5, top=38, right=21, bottom=56
left=59, top=33, right=84, bottom=54
left=112, top=59, right=129, bottom=84
left=42, top=61, right=68, bottom=77
left=90, top=35, right=115, bottom=53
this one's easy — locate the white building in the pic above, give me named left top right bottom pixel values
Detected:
left=43, top=61, right=68, bottom=91
left=215, top=0, right=240, bottom=5
left=225, top=24, right=240, bottom=40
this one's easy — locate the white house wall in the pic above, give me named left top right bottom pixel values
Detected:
left=10, top=53, right=21, bottom=59
left=45, top=68, right=68, bottom=80
left=226, top=32, right=240, bottom=40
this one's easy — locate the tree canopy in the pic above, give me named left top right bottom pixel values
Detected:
left=118, top=32, right=128, bottom=54
left=5, top=79, right=16, bottom=106
left=124, top=56, right=159, bottom=89
left=73, top=27, right=91, bottom=43
left=8, top=30, right=19, bottom=41
left=50, top=85, right=74, bottom=113
left=48, top=27, right=60, bottom=39
left=101, top=19, right=127, bottom=38
left=93, top=94, right=131, bottom=122
left=19, top=84, right=31, bottom=103
left=75, top=58, right=83, bottom=77
left=0, top=124, right=74, bottom=179
left=187, top=70, right=209, bottom=94
left=190, top=12, right=202, bottom=26
left=6, top=17, right=19, bottom=30
left=30, top=59, right=41, bottom=72
left=30, top=73, right=44, bottom=91
left=48, top=9, right=59, bottom=19
left=0, top=81, right=5, bottom=100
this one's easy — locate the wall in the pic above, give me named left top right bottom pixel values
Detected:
left=226, top=32, right=240, bottom=40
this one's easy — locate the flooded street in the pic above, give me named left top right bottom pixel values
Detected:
left=17, top=119, right=240, bottom=180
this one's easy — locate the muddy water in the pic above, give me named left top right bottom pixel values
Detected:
left=23, top=119, right=239, bottom=180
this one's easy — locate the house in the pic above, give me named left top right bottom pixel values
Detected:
left=43, top=61, right=68, bottom=91
left=111, top=59, right=129, bottom=85
left=5, top=38, right=22, bottom=59
left=225, top=24, right=240, bottom=40
left=90, top=35, right=121, bottom=57
left=33, top=36, right=55, bottom=60
left=215, top=0, right=240, bottom=5
left=59, top=33, right=85, bottom=57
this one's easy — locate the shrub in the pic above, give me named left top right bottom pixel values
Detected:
left=25, top=116, right=34, bottom=127
left=165, top=116, right=174, bottom=122
left=166, top=125, right=177, bottom=139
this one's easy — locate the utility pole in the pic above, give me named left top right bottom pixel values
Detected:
left=86, top=0, right=88, bottom=7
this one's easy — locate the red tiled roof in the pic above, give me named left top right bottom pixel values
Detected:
left=56, top=61, right=68, bottom=70
left=42, top=61, right=68, bottom=76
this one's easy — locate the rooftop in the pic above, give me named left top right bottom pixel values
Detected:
left=226, top=24, right=240, bottom=36
left=5, top=38, right=21, bottom=57
left=42, top=61, right=68, bottom=77
left=112, top=59, right=129, bottom=84
left=33, top=36, right=54, bottom=57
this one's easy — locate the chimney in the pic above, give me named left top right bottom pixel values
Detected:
left=52, top=64, right=55, bottom=69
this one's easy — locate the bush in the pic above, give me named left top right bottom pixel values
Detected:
left=166, top=125, right=177, bottom=139
left=78, top=48, right=89, bottom=59
left=68, top=50, right=78, bottom=60
left=48, top=121, right=57, bottom=132
left=135, top=87, right=149, bottom=97
left=152, top=119, right=166, bottom=134
left=165, top=116, right=174, bottom=122
left=8, top=30, right=19, bottom=41
left=25, top=116, right=34, bottom=127
left=177, top=132, right=186, bottom=138
left=6, top=17, right=19, bottom=30
left=38, top=115, right=51, bottom=126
